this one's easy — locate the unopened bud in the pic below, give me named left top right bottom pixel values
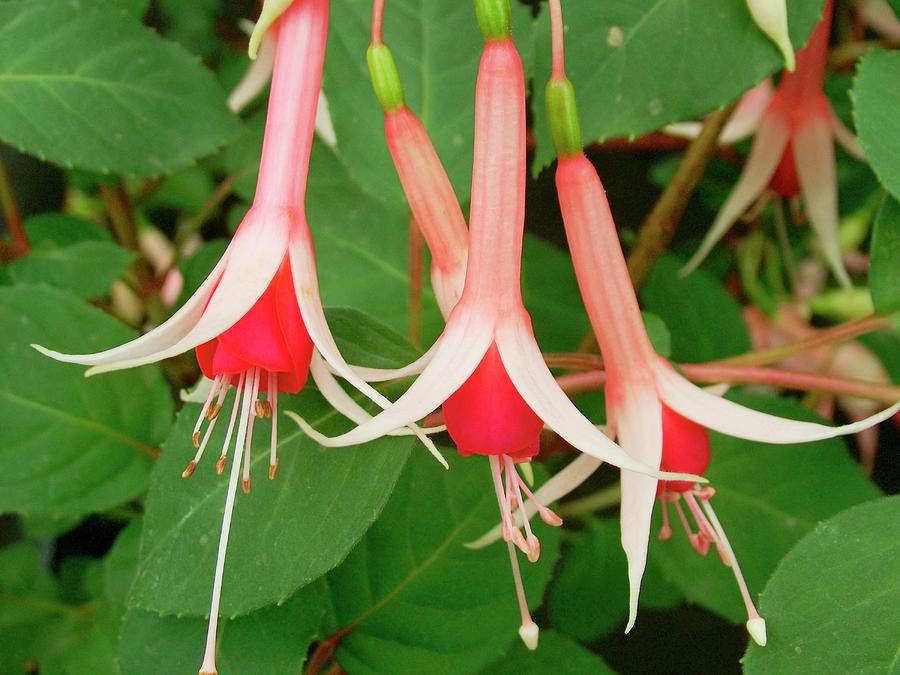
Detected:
left=474, top=0, right=511, bottom=42
left=367, top=43, right=405, bottom=112
left=546, top=76, right=583, bottom=159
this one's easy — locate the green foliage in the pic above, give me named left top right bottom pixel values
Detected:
left=531, top=0, right=827, bottom=171
left=0, top=285, right=171, bottom=518
left=478, top=630, right=617, bottom=675
left=870, top=194, right=900, bottom=315
left=744, top=496, right=900, bottom=674
left=0, top=0, right=241, bottom=175
left=854, top=49, right=900, bottom=201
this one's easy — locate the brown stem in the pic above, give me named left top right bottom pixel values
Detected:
left=626, top=100, right=739, bottom=290
left=98, top=180, right=158, bottom=302
left=305, top=628, right=352, bottom=675
left=0, top=151, right=27, bottom=258
left=709, top=313, right=895, bottom=368
left=407, top=213, right=424, bottom=348
left=174, top=170, right=249, bottom=249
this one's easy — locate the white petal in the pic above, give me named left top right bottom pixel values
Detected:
left=793, top=116, right=853, bottom=289
left=745, top=0, right=795, bottom=71
left=612, top=382, right=664, bottom=633
left=227, top=29, right=276, bottom=112
left=180, top=376, right=216, bottom=404
left=494, top=316, right=695, bottom=482
left=32, top=248, right=230, bottom=372
left=309, top=351, right=445, bottom=437
left=655, top=360, right=900, bottom=443
left=681, top=115, right=789, bottom=277
left=464, top=454, right=603, bottom=550
left=662, top=121, right=704, bottom=140
left=829, top=110, right=866, bottom=161
left=344, top=341, right=439, bottom=382
left=718, top=79, right=776, bottom=145
left=82, top=209, right=291, bottom=375
left=289, top=300, right=493, bottom=448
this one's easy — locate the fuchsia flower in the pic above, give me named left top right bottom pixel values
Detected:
left=542, top=0, right=900, bottom=646
left=290, top=0, right=698, bottom=649
left=34, top=1, right=439, bottom=672
left=682, top=0, right=864, bottom=289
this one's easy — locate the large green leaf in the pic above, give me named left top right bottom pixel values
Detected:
left=0, top=285, right=171, bottom=518
left=318, top=451, right=562, bottom=675
left=478, top=630, right=617, bottom=675
left=854, top=49, right=900, bottom=201
left=650, top=393, right=881, bottom=625
left=9, top=240, right=135, bottom=299
left=531, top=0, right=826, bottom=170
left=127, top=313, right=421, bottom=617
left=640, top=253, right=750, bottom=363
left=743, top=495, right=900, bottom=674
left=322, top=0, right=535, bottom=207
left=0, top=0, right=241, bottom=175
left=870, top=194, right=900, bottom=315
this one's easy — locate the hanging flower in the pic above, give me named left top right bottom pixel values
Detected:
left=290, top=0, right=699, bottom=649
left=541, top=0, right=899, bottom=646
left=33, top=2, right=439, bottom=673
left=681, top=0, right=863, bottom=289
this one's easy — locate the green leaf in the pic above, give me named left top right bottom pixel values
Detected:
left=9, top=240, right=136, bottom=299
left=118, top=586, right=325, bottom=675
left=640, top=254, right=750, bottom=362
left=521, top=234, right=590, bottom=352
left=323, top=0, right=535, bottom=207
left=318, top=451, right=562, bottom=675
left=478, top=630, right=617, bottom=675
left=127, top=312, right=420, bottom=617
left=650, top=393, right=881, bottom=625
left=870, top=194, right=900, bottom=315
left=854, top=49, right=900, bottom=201
left=307, top=140, right=444, bottom=340
left=23, top=213, right=112, bottom=246
left=532, top=0, right=826, bottom=170
left=0, top=285, right=172, bottom=518
left=0, top=0, right=241, bottom=175
left=107, top=0, right=149, bottom=19
left=743, top=495, right=900, bottom=674
left=642, top=311, right=672, bottom=359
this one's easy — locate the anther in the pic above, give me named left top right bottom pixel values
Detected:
left=525, top=534, right=541, bottom=563
left=512, top=528, right=529, bottom=556
left=192, top=431, right=201, bottom=448
left=241, top=477, right=251, bottom=494
left=696, top=486, right=716, bottom=500
left=207, top=404, right=222, bottom=420
left=262, top=400, right=273, bottom=418
left=215, top=455, right=227, bottom=475
left=539, top=507, right=563, bottom=527
left=254, top=400, right=266, bottom=418
left=690, top=533, right=711, bottom=556
left=182, top=461, right=197, bottom=479
left=268, top=459, right=279, bottom=480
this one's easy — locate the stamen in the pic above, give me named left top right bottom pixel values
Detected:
left=506, top=540, right=539, bottom=651
left=199, top=369, right=257, bottom=675
left=241, top=368, right=261, bottom=494
left=684, top=491, right=722, bottom=560
left=217, top=372, right=248, bottom=475
left=505, top=456, right=540, bottom=562
left=185, top=375, right=232, bottom=478
left=513, top=468, right=563, bottom=527
left=658, top=495, right=673, bottom=541
left=268, top=371, right=278, bottom=479
left=699, top=497, right=767, bottom=646
left=489, top=456, right=517, bottom=543
left=192, top=375, right=223, bottom=443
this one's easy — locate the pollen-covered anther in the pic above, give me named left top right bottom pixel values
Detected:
left=241, top=477, right=251, bottom=494
left=192, top=431, right=201, bottom=448
left=206, top=404, right=222, bottom=420
left=525, top=534, right=541, bottom=563
left=182, top=461, right=197, bottom=479
left=268, top=459, right=279, bottom=480
left=261, top=399, right=273, bottom=418
left=215, top=455, right=227, bottom=475
left=254, top=399, right=266, bottom=418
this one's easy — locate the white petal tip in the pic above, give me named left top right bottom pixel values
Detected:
left=747, top=617, right=767, bottom=646
left=283, top=410, right=340, bottom=447
left=518, top=622, right=539, bottom=650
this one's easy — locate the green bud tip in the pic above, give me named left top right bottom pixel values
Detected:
left=367, top=43, right=405, bottom=112
left=546, top=76, right=583, bottom=159
left=474, top=0, right=511, bottom=41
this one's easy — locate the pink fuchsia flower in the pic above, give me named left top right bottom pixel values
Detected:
left=682, top=0, right=863, bottom=289
left=34, top=2, right=439, bottom=673
left=366, top=0, right=468, bottom=317
left=543, top=0, right=900, bottom=646
left=290, top=0, right=699, bottom=649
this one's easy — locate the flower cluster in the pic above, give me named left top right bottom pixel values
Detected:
left=32, top=0, right=899, bottom=671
